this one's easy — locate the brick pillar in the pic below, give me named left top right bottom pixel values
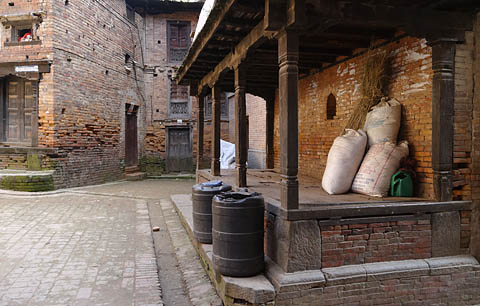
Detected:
left=278, top=30, right=299, bottom=210
left=211, top=85, right=221, bottom=176
left=235, top=64, right=247, bottom=187
left=265, top=91, right=275, bottom=170
left=430, top=40, right=455, bottom=202
left=196, top=94, right=204, bottom=170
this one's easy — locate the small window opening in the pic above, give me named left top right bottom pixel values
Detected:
left=8, top=2, right=14, bottom=6
left=17, top=28, right=32, bottom=42
left=326, top=93, right=336, bottom=120
left=105, top=70, right=109, bottom=75
left=157, top=40, right=161, bottom=44
left=64, top=0, right=69, bottom=5
left=124, top=53, right=131, bottom=64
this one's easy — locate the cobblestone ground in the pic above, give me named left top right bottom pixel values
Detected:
left=0, top=179, right=220, bottom=306
left=0, top=193, right=160, bottom=306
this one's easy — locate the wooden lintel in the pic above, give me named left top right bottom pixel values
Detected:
left=197, top=20, right=269, bottom=96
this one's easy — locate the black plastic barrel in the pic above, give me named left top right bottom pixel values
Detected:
left=192, top=181, right=232, bottom=244
left=212, top=192, right=265, bottom=277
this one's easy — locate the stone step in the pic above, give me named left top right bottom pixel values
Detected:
left=125, top=166, right=139, bottom=174
left=125, top=172, right=145, bottom=181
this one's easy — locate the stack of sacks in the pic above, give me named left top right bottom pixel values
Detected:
left=351, top=98, right=408, bottom=197
left=322, top=129, right=367, bottom=195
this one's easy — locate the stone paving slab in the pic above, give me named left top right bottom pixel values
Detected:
left=0, top=192, right=162, bottom=306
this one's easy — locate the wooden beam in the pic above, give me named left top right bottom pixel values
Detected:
left=430, top=39, right=455, bottom=201
left=197, top=20, right=272, bottom=96
left=176, top=0, right=237, bottom=83
left=264, top=0, right=286, bottom=31
left=309, top=1, right=472, bottom=40
left=196, top=94, right=205, bottom=170
left=235, top=64, right=248, bottom=187
left=278, top=29, right=299, bottom=210
left=211, top=85, right=221, bottom=176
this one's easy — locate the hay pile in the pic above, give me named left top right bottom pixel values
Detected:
left=343, top=52, right=389, bottom=132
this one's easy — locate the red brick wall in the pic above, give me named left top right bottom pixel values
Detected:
left=47, top=0, right=146, bottom=187
left=246, top=94, right=266, bottom=151
left=274, top=36, right=435, bottom=198
left=321, top=220, right=432, bottom=268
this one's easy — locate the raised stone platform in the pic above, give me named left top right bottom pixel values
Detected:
left=0, top=170, right=55, bottom=192
left=171, top=193, right=480, bottom=306
left=171, top=194, right=276, bottom=306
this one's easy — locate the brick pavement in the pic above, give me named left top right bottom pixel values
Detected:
left=0, top=180, right=220, bottom=306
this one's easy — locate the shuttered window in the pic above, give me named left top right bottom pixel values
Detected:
left=169, top=80, right=190, bottom=118
left=168, top=21, right=191, bottom=63
left=205, top=93, right=229, bottom=119
left=0, top=77, right=36, bottom=144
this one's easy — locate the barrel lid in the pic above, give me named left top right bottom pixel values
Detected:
left=213, top=191, right=263, bottom=206
left=202, top=180, right=222, bottom=187
left=193, top=181, right=232, bottom=193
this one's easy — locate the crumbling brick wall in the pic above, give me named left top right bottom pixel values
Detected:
left=273, top=36, right=436, bottom=199
left=47, top=0, right=146, bottom=187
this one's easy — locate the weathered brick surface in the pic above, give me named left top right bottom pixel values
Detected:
left=274, top=264, right=480, bottom=306
left=321, top=220, right=432, bottom=268
left=0, top=0, right=146, bottom=188
left=274, top=37, right=435, bottom=198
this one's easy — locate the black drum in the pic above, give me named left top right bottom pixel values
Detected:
left=212, top=192, right=265, bottom=277
left=192, top=181, right=231, bottom=244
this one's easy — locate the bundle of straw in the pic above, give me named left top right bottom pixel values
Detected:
left=343, top=52, right=388, bottom=133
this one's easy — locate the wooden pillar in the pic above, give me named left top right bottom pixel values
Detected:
left=196, top=94, right=205, bottom=170
left=278, top=30, right=299, bottom=210
left=211, top=85, right=221, bottom=176
left=265, top=91, right=275, bottom=170
left=430, top=39, right=456, bottom=202
left=235, top=64, right=248, bottom=187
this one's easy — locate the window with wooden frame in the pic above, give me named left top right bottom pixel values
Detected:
left=168, top=79, right=191, bottom=119
left=167, top=21, right=191, bottom=63
left=0, top=77, right=37, bottom=145
left=204, top=93, right=229, bottom=119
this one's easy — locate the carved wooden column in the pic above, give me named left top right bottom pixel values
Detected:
left=196, top=94, right=205, bottom=170
left=235, top=64, right=247, bottom=187
left=211, top=85, right=221, bottom=176
left=278, top=30, right=299, bottom=210
left=265, top=91, right=275, bottom=170
left=430, top=39, right=456, bottom=202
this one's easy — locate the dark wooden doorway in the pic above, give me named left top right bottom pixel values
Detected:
left=166, top=127, right=192, bottom=172
left=125, top=104, right=138, bottom=168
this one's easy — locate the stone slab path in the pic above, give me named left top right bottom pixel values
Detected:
left=0, top=180, right=221, bottom=306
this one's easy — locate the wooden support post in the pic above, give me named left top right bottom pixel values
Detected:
left=278, top=30, right=299, bottom=210
left=196, top=94, right=205, bottom=170
left=211, top=85, right=221, bottom=176
left=430, top=39, right=456, bottom=202
left=235, top=64, right=248, bottom=187
left=265, top=91, right=275, bottom=169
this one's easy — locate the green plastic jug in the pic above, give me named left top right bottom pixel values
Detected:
left=390, top=171, right=413, bottom=197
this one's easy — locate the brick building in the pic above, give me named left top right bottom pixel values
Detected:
left=176, top=0, right=480, bottom=305
left=0, top=0, right=147, bottom=189
left=1, top=0, right=270, bottom=189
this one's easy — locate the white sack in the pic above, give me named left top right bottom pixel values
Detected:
left=364, top=98, right=402, bottom=147
left=322, top=129, right=367, bottom=195
left=220, top=139, right=236, bottom=170
left=351, top=141, right=409, bottom=197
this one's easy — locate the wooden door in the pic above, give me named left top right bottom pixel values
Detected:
left=5, top=77, right=35, bottom=144
left=125, top=108, right=138, bottom=167
left=166, top=127, right=192, bottom=172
